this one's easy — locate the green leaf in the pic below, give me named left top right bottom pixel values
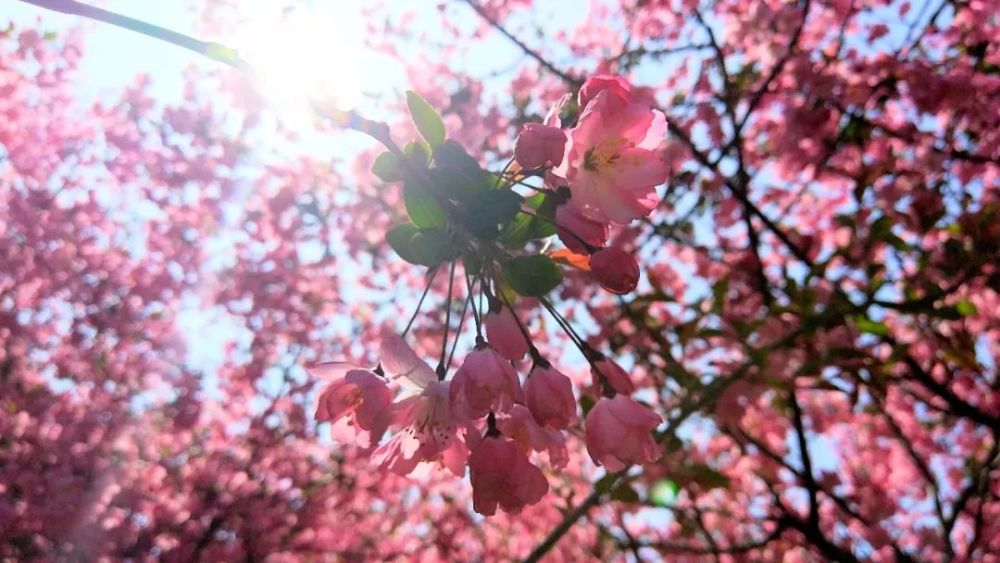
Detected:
left=408, top=228, right=457, bottom=266
left=372, top=152, right=403, bottom=182
left=404, top=141, right=431, bottom=168
left=385, top=224, right=456, bottom=267
left=711, top=277, right=730, bottom=314
left=462, top=189, right=523, bottom=239
left=595, top=473, right=618, bottom=494
left=428, top=167, right=486, bottom=204
left=386, top=224, right=422, bottom=264
left=433, top=140, right=480, bottom=173
left=428, top=141, right=491, bottom=203
left=502, top=254, right=562, bottom=297
left=673, top=464, right=730, bottom=490
left=955, top=299, right=978, bottom=317
left=204, top=43, right=242, bottom=66
left=610, top=483, right=640, bottom=503
left=499, top=193, right=557, bottom=248
left=854, top=316, right=889, bottom=336
left=406, top=90, right=445, bottom=148
left=650, top=480, right=679, bottom=506
left=688, top=465, right=730, bottom=489
left=404, top=181, right=448, bottom=229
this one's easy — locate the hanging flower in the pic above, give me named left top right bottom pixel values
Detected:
left=524, top=364, right=577, bottom=430
left=449, top=346, right=524, bottom=420
left=468, top=434, right=549, bottom=516
left=312, top=362, right=392, bottom=449
left=585, top=395, right=662, bottom=471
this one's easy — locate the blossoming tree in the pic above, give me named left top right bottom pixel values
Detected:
left=2, top=0, right=998, bottom=560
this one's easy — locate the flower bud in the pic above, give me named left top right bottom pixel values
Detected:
left=585, top=395, right=661, bottom=471
left=556, top=204, right=608, bottom=254
left=449, top=347, right=523, bottom=420
left=484, top=305, right=529, bottom=362
left=589, top=246, right=639, bottom=294
left=524, top=364, right=576, bottom=430
left=514, top=123, right=567, bottom=170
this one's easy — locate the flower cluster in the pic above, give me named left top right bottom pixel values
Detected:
left=311, top=74, right=667, bottom=515
left=515, top=75, right=670, bottom=294
left=314, top=330, right=661, bottom=515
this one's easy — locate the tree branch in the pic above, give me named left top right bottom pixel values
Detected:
left=462, top=0, right=582, bottom=87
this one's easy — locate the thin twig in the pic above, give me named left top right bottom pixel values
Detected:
left=462, top=0, right=582, bottom=87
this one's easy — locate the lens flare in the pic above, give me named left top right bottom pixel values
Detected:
left=235, top=3, right=369, bottom=126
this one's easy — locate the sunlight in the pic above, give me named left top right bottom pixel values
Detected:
left=234, top=2, right=370, bottom=126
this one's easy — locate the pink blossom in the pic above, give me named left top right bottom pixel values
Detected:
left=524, top=364, right=576, bottom=430
left=498, top=404, right=568, bottom=468
left=468, top=434, right=549, bottom=516
left=556, top=76, right=668, bottom=224
left=514, top=123, right=567, bottom=170
left=311, top=362, right=392, bottom=448
left=578, top=74, right=634, bottom=110
left=449, top=347, right=524, bottom=420
left=555, top=204, right=608, bottom=254
left=373, top=380, right=466, bottom=476
left=585, top=395, right=662, bottom=471
left=373, top=333, right=467, bottom=476
left=379, top=330, right=438, bottom=391
left=589, top=246, right=640, bottom=294
left=484, top=305, right=529, bottom=361
left=591, top=357, right=635, bottom=395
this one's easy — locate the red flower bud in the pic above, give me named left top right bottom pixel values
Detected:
left=589, top=247, right=639, bottom=294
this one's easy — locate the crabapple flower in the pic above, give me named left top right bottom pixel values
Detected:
left=373, top=380, right=467, bottom=477
left=468, top=434, right=549, bottom=516
left=555, top=204, right=609, bottom=254
left=589, top=246, right=640, bottom=294
left=312, top=362, right=392, bottom=448
left=524, top=364, right=577, bottom=430
left=578, top=74, right=634, bottom=110
left=450, top=346, right=524, bottom=420
left=591, top=356, right=635, bottom=395
left=484, top=305, right=529, bottom=362
left=380, top=330, right=438, bottom=392
left=498, top=404, right=568, bottom=469
left=556, top=76, right=669, bottom=224
left=514, top=123, right=567, bottom=170
left=372, top=333, right=467, bottom=476
left=585, top=395, right=662, bottom=471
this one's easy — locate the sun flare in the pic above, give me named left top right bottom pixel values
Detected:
left=235, top=3, right=370, bottom=125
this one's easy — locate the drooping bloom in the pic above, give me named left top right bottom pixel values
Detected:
left=585, top=395, right=662, bottom=471
left=484, top=305, right=529, bottom=362
left=372, top=333, right=467, bottom=476
left=514, top=123, right=567, bottom=170
left=373, top=380, right=467, bottom=477
left=379, top=330, right=438, bottom=391
left=498, top=404, right=568, bottom=469
left=589, top=246, right=640, bottom=294
left=468, top=434, right=549, bottom=516
left=524, top=364, right=577, bottom=430
left=555, top=203, right=609, bottom=254
left=555, top=75, right=669, bottom=224
left=312, top=362, right=392, bottom=448
left=591, top=356, right=635, bottom=395
left=449, top=346, right=524, bottom=420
